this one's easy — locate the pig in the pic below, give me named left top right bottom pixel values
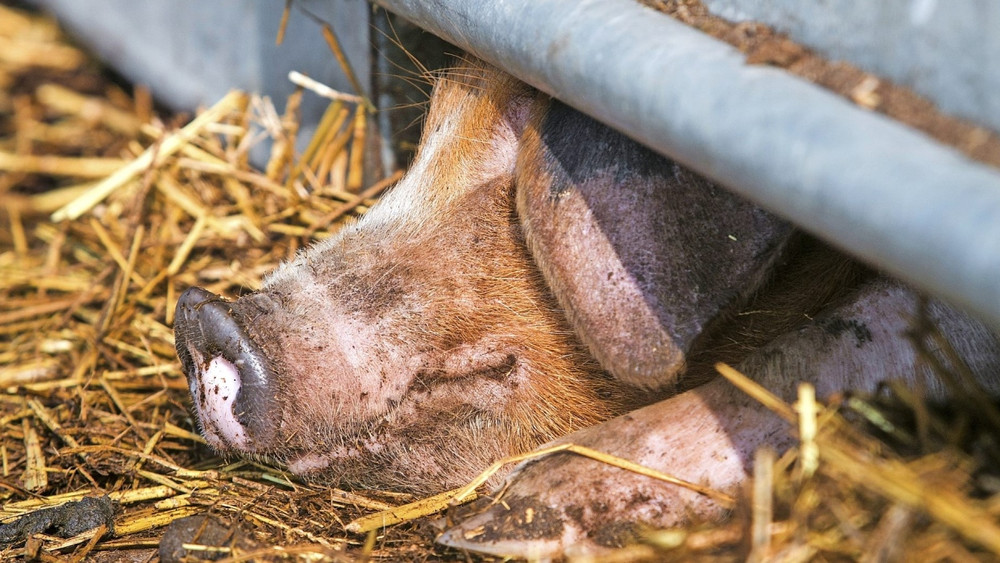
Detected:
left=174, top=57, right=1000, bottom=558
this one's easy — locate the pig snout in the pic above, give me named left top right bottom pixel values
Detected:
left=174, top=286, right=279, bottom=452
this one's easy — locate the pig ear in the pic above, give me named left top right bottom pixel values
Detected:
left=515, top=100, right=792, bottom=388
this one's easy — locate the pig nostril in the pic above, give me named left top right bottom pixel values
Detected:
left=174, top=286, right=279, bottom=449
left=198, top=356, right=249, bottom=447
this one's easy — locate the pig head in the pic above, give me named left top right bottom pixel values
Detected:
left=174, top=58, right=790, bottom=492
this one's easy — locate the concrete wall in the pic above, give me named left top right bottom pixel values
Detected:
left=34, top=0, right=372, bottom=142
left=703, top=0, right=1000, bottom=132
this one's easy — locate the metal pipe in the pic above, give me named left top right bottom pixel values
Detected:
left=374, top=0, right=1000, bottom=329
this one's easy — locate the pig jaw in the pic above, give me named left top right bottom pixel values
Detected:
left=175, top=264, right=627, bottom=492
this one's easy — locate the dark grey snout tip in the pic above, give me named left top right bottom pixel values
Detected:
left=174, top=286, right=279, bottom=446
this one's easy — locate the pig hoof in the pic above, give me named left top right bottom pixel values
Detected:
left=174, top=287, right=279, bottom=451
left=438, top=497, right=574, bottom=560
left=438, top=473, right=669, bottom=559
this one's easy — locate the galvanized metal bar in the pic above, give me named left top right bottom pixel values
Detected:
left=374, top=0, right=1000, bottom=328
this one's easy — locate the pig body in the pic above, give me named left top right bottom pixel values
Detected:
left=174, top=58, right=1000, bottom=557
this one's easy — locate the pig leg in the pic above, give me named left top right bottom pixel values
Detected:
left=439, top=278, right=1000, bottom=558
left=516, top=100, right=792, bottom=388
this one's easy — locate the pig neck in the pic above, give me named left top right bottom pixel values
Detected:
left=684, top=235, right=874, bottom=387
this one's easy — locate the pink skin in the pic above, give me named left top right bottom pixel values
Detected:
left=173, top=57, right=1000, bottom=558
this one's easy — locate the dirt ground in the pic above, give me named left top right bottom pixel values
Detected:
left=2, top=1, right=1000, bottom=562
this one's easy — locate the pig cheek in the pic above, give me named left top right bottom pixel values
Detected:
left=272, top=322, right=411, bottom=423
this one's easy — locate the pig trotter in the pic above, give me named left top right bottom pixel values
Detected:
left=175, top=287, right=278, bottom=451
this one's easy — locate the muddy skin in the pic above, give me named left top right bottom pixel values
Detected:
left=174, top=57, right=1000, bottom=558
